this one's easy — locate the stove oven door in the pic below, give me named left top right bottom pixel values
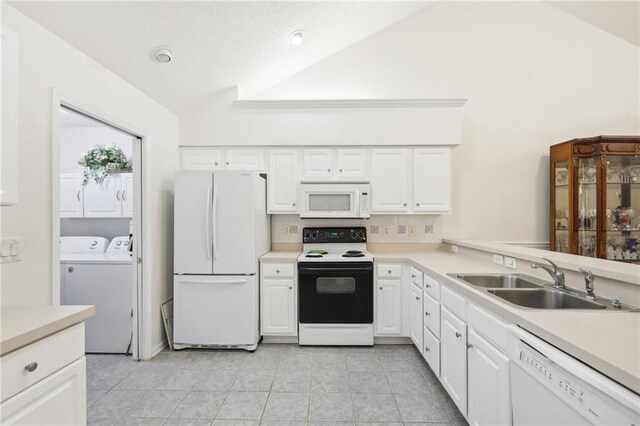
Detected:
left=298, top=262, right=373, bottom=324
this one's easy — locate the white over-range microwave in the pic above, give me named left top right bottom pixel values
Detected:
left=299, top=183, right=370, bottom=219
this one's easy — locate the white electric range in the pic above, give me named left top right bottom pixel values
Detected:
left=297, top=227, right=374, bottom=346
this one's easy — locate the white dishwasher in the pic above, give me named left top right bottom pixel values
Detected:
left=508, top=325, right=640, bottom=426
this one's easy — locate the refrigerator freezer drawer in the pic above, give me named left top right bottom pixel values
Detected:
left=173, top=275, right=258, bottom=348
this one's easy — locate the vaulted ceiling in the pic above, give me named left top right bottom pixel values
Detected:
left=9, top=1, right=430, bottom=114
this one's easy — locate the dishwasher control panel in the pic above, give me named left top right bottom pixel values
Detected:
left=517, top=342, right=639, bottom=425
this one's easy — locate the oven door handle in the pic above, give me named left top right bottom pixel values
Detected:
left=299, top=267, right=373, bottom=272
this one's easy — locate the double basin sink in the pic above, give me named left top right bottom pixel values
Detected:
left=448, top=273, right=632, bottom=310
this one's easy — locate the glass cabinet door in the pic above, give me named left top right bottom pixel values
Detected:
left=553, top=161, right=570, bottom=253
left=575, top=157, right=598, bottom=257
left=605, top=155, right=640, bottom=262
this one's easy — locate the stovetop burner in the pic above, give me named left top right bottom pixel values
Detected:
left=305, top=253, right=324, bottom=258
left=342, top=252, right=365, bottom=258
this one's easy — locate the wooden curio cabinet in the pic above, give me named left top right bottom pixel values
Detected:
left=550, top=136, right=640, bottom=263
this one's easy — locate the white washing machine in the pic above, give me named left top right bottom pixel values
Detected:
left=60, top=236, right=133, bottom=354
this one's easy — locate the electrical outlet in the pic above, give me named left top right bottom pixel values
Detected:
left=0, top=237, right=21, bottom=263
left=408, top=225, right=416, bottom=237
left=383, top=226, right=391, bottom=236
left=370, top=225, right=379, bottom=234
left=451, top=244, right=459, bottom=253
left=493, top=253, right=504, bottom=265
left=289, top=225, right=298, bottom=234
left=397, top=225, right=406, bottom=234
left=283, top=225, right=290, bottom=235
left=425, top=225, right=434, bottom=234
left=504, top=257, right=517, bottom=269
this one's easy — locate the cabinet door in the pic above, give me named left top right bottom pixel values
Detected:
left=224, top=148, right=265, bottom=171
left=261, top=278, right=296, bottom=335
left=60, top=174, right=84, bottom=218
left=1, top=358, right=86, bottom=425
left=371, top=149, right=410, bottom=212
left=268, top=149, right=299, bottom=213
left=413, top=148, right=451, bottom=212
left=375, top=279, right=402, bottom=335
left=120, top=173, right=134, bottom=218
left=335, top=149, right=368, bottom=181
left=423, top=325, right=441, bottom=377
left=423, top=292, right=441, bottom=338
left=440, top=306, right=467, bottom=416
left=83, top=177, right=122, bottom=218
left=181, top=148, right=222, bottom=170
left=410, top=284, right=423, bottom=352
left=302, top=149, right=333, bottom=180
left=467, top=329, right=510, bottom=426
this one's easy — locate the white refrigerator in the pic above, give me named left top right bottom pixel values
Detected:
left=173, top=170, right=270, bottom=350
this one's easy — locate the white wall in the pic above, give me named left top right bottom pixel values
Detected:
left=251, top=1, right=638, bottom=244
left=60, top=126, right=133, bottom=173
left=0, top=5, right=179, bottom=357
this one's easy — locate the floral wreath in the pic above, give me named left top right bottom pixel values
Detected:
left=78, top=144, right=132, bottom=185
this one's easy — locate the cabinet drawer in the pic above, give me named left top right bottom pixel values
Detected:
left=376, top=264, right=401, bottom=278
left=423, top=326, right=440, bottom=377
left=423, top=274, right=441, bottom=300
left=410, top=267, right=423, bottom=288
left=262, top=263, right=295, bottom=278
left=441, top=285, right=466, bottom=321
left=468, top=303, right=508, bottom=353
left=423, top=292, right=441, bottom=338
left=1, top=323, right=85, bottom=402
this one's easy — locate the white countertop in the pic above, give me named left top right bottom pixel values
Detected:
left=260, top=251, right=301, bottom=262
left=1, top=305, right=95, bottom=356
left=370, top=247, right=640, bottom=394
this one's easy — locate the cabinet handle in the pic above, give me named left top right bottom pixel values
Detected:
left=411, top=274, right=416, bottom=278
left=455, top=332, right=462, bottom=338
left=339, top=169, right=343, bottom=172
left=425, top=312, right=430, bottom=316
left=327, top=168, right=331, bottom=172
left=416, top=296, right=420, bottom=301
left=292, top=203, right=296, bottom=206
left=379, top=287, right=383, bottom=290
left=77, top=190, right=81, bottom=201
left=24, top=362, right=38, bottom=372
left=467, top=343, right=473, bottom=349
left=403, top=203, right=407, bottom=206
left=122, top=190, right=127, bottom=201
left=116, top=190, right=121, bottom=201
left=424, top=347, right=430, bottom=352
left=289, top=286, right=293, bottom=290
left=215, top=162, right=219, bottom=165
left=387, top=270, right=392, bottom=274
left=68, top=266, right=74, bottom=273
left=425, top=284, right=431, bottom=288
left=276, top=269, right=280, bottom=273
left=226, top=161, right=230, bottom=165
left=416, top=203, right=420, bottom=206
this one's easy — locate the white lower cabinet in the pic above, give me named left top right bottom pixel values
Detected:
left=375, top=278, right=402, bottom=335
left=260, top=262, right=297, bottom=336
left=467, top=329, right=511, bottom=426
left=423, top=325, right=441, bottom=376
left=440, top=305, right=468, bottom=417
left=409, top=284, right=423, bottom=351
left=1, top=359, right=86, bottom=425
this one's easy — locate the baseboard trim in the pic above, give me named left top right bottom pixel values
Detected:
left=151, top=340, right=168, bottom=358
left=374, top=336, right=413, bottom=344
left=261, top=336, right=299, bottom=344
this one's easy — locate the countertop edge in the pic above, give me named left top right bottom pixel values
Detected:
left=1, top=306, right=95, bottom=356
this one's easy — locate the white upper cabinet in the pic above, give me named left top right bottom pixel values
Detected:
left=268, top=149, right=299, bottom=213
left=371, top=148, right=410, bottom=212
left=224, top=148, right=265, bottom=171
left=181, top=147, right=223, bottom=170
left=302, top=149, right=333, bottom=180
left=335, top=149, right=368, bottom=181
left=414, top=148, right=451, bottom=213
left=60, top=174, right=84, bottom=218
left=302, top=148, right=368, bottom=182
left=83, top=176, right=122, bottom=218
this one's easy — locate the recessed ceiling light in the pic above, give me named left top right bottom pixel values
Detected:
left=152, top=47, right=173, bottom=63
left=289, top=30, right=304, bottom=46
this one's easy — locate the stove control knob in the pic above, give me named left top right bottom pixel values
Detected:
left=311, top=231, right=319, bottom=240
left=351, top=230, right=357, bottom=239
left=304, top=231, right=311, bottom=240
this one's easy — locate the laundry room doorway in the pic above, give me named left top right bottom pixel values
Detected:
left=52, top=102, right=144, bottom=361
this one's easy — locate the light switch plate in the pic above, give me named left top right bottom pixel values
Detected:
left=504, top=256, right=517, bottom=269
left=425, top=225, right=434, bottom=234
left=493, top=254, right=504, bottom=265
left=0, top=237, right=21, bottom=263
left=383, top=226, right=391, bottom=236
left=370, top=225, right=379, bottom=234
left=408, top=225, right=415, bottom=237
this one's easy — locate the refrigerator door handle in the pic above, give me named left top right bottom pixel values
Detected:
left=212, top=184, right=219, bottom=260
left=205, top=183, right=212, bottom=260
left=180, top=278, right=247, bottom=285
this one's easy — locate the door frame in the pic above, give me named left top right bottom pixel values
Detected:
left=50, top=89, right=150, bottom=360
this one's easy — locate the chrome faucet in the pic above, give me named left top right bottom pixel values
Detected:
left=531, top=258, right=565, bottom=289
left=579, top=268, right=596, bottom=300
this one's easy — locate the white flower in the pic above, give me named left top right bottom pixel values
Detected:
left=106, top=163, right=116, bottom=171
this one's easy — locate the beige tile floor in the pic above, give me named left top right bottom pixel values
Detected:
left=86, top=344, right=467, bottom=425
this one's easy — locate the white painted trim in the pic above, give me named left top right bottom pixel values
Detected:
left=261, top=336, right=299, bottom=344
left=151, top=340, right=168, bottom=358
left=374, top=336, right=413, bottom=345
left=299, top=324, right=374, bottom=346
left=443, top=239, right=640, bottom=285
left=49, top=88, right=151, bottom=361
left=234, top=98, right=468, bottom=109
